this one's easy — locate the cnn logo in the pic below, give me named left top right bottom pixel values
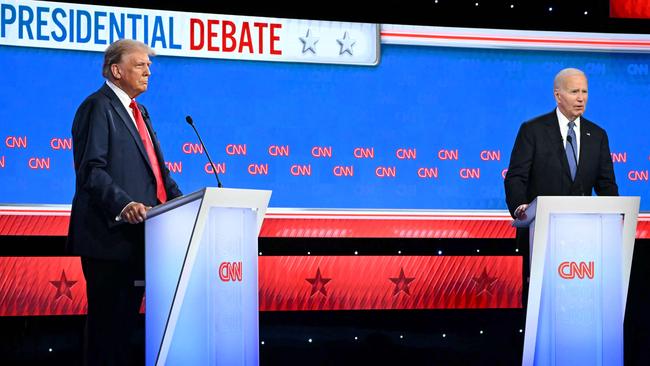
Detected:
left=219, top=261, right=242, bottom=282
left=558, top=261, right=594, bottom=280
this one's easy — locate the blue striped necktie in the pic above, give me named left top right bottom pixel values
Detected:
left=566, top=121, right=577, bottom=180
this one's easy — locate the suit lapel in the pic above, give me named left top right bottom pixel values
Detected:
left=575, top=119, right=594, bottom=180
left=542, top=111, right=572, bottom=180
left=139, top=104, right=164, bottom=165
left=100, top=85, right=154, bottom=173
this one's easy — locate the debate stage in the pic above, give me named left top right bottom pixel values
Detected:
left=1, top=208, right=649, bottom=364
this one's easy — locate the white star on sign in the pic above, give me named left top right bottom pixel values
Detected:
left=337, top=31, right=356, bottom=55
left=299, top=29, right=319, bottom=54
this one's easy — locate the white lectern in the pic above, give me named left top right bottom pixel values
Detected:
left=516, top=196, right=640, bottom=366
left=144, top=188, right=271, bottom=366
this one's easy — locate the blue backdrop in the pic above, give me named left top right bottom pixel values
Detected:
left=0, top=43, right=648, bottom=209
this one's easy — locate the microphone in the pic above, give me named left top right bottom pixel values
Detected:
left=140, top=104, right=149, bottom=120
left=185, top=115, right=223, bottom=188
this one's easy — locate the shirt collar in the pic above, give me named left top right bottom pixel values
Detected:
left=556, top=107, right=581, bottom=130
left=105, top=80, right=135, bottom=111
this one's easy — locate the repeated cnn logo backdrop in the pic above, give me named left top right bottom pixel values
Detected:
left=0, top=2, right=649, bottom=210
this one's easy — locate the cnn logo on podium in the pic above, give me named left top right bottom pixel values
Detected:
left=219, top=261, right=243, bottom=282
left=557, top=261, right=594, bottom=280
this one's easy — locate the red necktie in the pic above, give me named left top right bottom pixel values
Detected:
left=129, top=99, right=167, bottom=203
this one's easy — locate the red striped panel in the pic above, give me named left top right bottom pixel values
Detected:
left=0, top=257, right=86, bottom=316
left=259, top=218, right=516, bottom=238
left=259, top=256, right=522, bottom=311
left=0, top=209, right=648, bottom=239
left=0, top=214, right=69, bottom=236
left=610, top=0, right=650, bottom=19
left=0, top=255, right=521, bottom=316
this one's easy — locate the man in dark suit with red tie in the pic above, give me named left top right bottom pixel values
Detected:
left=504, top=68, right=618, bottom=305
left=67, top=39, right=182, bottom=365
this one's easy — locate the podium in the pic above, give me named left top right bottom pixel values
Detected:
left=143, top=188, right=271, bottom=366
left=516, top=196, right=640, bottom=366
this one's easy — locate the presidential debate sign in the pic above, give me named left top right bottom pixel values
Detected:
left=1, top=0, right=649, bottom=210
left=0, top=0, right=378, bottom=64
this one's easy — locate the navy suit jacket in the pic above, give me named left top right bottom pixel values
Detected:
left=504, top=110, right=618, bottom=218
left=67, top=83, right=182, bottom=261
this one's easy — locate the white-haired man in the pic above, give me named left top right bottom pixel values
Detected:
left=68, top=39, right=182, bottom=365
left=504, top=67, right=618, bottom=306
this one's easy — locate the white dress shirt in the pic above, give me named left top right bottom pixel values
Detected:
left=106, top=80, right=138, bottom=127
left=556, top=107, right=581, bottom=163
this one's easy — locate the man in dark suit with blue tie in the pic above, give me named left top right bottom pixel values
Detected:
left=67, top=39, right=182, bottom=365
left=504, top=68, right=618, bottom=306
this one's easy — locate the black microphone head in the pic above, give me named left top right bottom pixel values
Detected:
left=566, top=135, right=572, bottom=143
left=185, top=116, right=194, bottom=125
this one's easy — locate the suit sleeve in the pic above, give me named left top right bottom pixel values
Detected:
left=504, top=122, right=534, bottom=218
left=594, top=130, right=619, bottom=196
left=72, top=99, right=133, bottom=218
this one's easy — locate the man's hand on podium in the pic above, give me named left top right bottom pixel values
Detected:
left=515, top=204, right=530, bottom=220
left=120, top=202, right=152, bottom=224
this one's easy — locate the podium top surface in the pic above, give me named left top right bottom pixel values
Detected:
left=147, top=189, right=205, bottom=220
left=512, top=196, right=640, bottom=228
left=147, top=187, right=272, bottom=220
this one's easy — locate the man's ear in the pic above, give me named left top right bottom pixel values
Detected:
left=111, top=64, right=121, bottom=80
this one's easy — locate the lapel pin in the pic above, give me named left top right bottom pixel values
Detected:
left=586, top=132, right=591, bottom=136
